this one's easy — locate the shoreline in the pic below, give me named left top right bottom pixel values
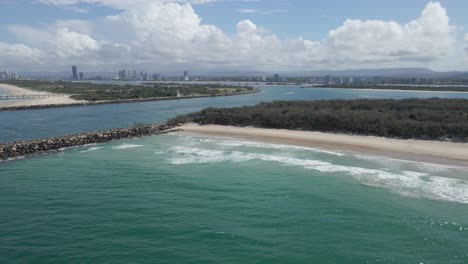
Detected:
left=179, top=123, right=468, bottom=167
left=311, top=86, right=468, bottom=93
left=0, top=83, right=85, bottom=107
left=350, top=88, right=468, bottom=94
left=0, top=84, right=260, bottom=111
left=0, top=83, right=51, bottom=96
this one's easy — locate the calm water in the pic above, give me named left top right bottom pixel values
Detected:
left=1, top=86, right=468, bottom=263
left=2, top=86, right=468, bottom=143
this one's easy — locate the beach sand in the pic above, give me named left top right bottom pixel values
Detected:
left=180, top=123, right=468, bottom=166
left=0, top=83, right=84, bottom=107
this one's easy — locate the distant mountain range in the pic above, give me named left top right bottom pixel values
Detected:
left=196, top=68, right=468, bottom=78
left=19, top=68, right=468, bottom=79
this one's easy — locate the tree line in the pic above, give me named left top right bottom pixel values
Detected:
left=170, top=99, right=468, bottom=142
left=2, top=80, right=255, bottom=101
left=316, top=84, right=468, bottom=92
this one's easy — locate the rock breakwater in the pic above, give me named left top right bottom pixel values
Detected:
left=0, top=123, right=178, bottom=160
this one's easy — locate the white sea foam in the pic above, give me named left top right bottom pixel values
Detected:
left=2, top=156, right=26, bottom=162
left=197, top=138, right=345, bottom=156
left=112, top=144, right=143, bottom=150
left=168, top=145, right=468, bottom=204
left=81, top=147, right=104, bottom=153
left=403, top=171, right=428, bottom=177
left=353, top=153, right=468, bottom=176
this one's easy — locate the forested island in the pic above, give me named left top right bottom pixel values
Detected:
left=314, top=84, right=468, bottom=92
left=170, top=99, right=468, bottom=142
left=2, top=80, right=256, bottom=101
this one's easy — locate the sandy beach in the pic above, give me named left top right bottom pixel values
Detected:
left=180, top=123, right=468, bottom=166
left=350, top=88, right=468, bottom=94
left=0, top=83, right=84, bottom=107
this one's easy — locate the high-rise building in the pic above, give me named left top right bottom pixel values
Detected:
left=274, top=74, right=280, bottom=82
left=72, top=66, right=78, bottom=80
left=119, top=69, right=131, bottom=80
left=0, top=71, right=8, bottom=80
left=184, top=71, right=189, bottom=81
left=79, top=72, right=84, bottom=80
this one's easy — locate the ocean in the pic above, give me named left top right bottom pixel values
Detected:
left=1, top=86, right=468, bottom=263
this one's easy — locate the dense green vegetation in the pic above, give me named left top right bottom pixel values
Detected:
left=315, top=84, right=468, bottom=92
left=171, top=99, right=468, bottom=142
left=2, top=80, right=255, bottom=101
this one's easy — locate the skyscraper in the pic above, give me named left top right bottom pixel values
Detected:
left=79, top=72, right=84, bottom=80
left=274, top=74, right=280, bottom=82
left=72, top=66, right=78, bottom=80
left=184, top=71, right=189, bottom=81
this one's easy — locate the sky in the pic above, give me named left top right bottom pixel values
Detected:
left=1, top=0, right=468, bottom=73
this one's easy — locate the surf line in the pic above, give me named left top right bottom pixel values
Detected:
left=0, top=123, right=178, bottom=160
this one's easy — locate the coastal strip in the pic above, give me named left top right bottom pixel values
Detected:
left=0, top=83, right=54, bottom=96
left=179, top=123, right=468, bottom=167
left=313, top=84, right=468, bottom=93
left=0, top=89, right=260, bottom=112
left=0, top=123, right=177, bottom=160
left=0, top=83, right=260, bottom=111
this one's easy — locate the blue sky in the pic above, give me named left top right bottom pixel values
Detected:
left=196, top=0, right=467, bottom=39
left=3, top=0, right=467, bottom=40
left=1, top=0, right=468, bottom=72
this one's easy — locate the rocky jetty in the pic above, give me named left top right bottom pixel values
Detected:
left=0, top=123, right=178, bottom=160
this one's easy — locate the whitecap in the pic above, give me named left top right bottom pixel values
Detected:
left=112, top=144, right=143, bottom=150
left=197, top=138, right=345, bottom=156
left=168, top=146, right=468, bottom=204
left=81, top=147, right=104, bottom=153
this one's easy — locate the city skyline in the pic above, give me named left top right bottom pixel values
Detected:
left=0, top=1, right=467, bottom=72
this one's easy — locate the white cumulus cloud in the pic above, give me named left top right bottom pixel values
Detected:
left=0, top=43, right=43, bottom=68
left=7, top=24, right=100, bottom=59
left=2, top=1, right=466, bottom=71
left=38, top=0, right=216, bottom=9
left=51, top=28, right=101, bottom=58
left=327, top=1, right=455, bottom=63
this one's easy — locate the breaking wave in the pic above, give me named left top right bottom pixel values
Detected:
left=194, top=137, right=345, bottom=156
left=112, top=144, right=143, bottom=150
left=167, top=145, right=468, bottom=204
left=81, top=147, right=104, bottom=153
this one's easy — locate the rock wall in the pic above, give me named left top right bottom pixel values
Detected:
left=0, top=123, right=178, bottom=160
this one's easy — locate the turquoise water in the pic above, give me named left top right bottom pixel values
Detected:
left=2, top=86, right=468, bottom=263
left=1, top=134, right=468, bottom=263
